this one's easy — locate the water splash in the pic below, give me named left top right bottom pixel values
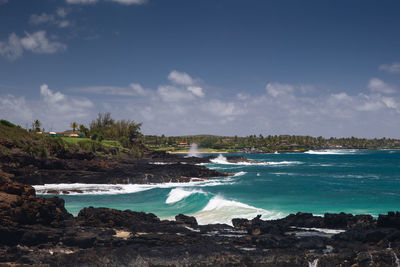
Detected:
left=308, top=259, right=318, bottom=267
left=188, top=143, right=200, bottom=157
left=393, top=251, right=400, bottom=267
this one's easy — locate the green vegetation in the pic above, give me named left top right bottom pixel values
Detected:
left=32, top=119, right=42, bottom=132
left=70, top=122, right=78, bottom=133
left=0, top=116, right=142, bottom=159
left=88, top=112, right=142, bottom=149
left=0, top=119, right=17, bottom=128
left=144, top=134, right=400, bottom=153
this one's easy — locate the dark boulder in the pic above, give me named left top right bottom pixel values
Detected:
left=78, top=207, right=159, bottom=228
left=378, top=211, right=400, bottom=229
left=324, top=212, right=353, bottom=229
left=175, top=214, right=198, bottom=227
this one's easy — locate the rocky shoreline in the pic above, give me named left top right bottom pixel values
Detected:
left=1, top=152, right=400, bottom=266
left=0, top=151, right=233, bottom=186
left=1, top=174, right=400, bottom=266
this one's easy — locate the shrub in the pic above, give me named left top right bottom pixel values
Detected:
left=0, top=119, right=17, bottom=128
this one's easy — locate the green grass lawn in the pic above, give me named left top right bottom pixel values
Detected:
left=61, top=137, right=125, bottom=150
left=61, top=137, right=89, bottom=145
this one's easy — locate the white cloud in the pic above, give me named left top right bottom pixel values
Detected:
left=21, top=31, right=67, bottom=54
left=0, top=85, right=94, bottom=131
left=3, top=74, right=400, bottom=137
left=0, top=95, right=33, bottom=126
left=73, top=83, right=151, bottom=96
left=40, top=84, right=65, bottom=103
left=187, top=86, right=204, bottom=97
left=0, top=31, right=66, bottom=60
left=157, top=85, right=195, bottom=102
left=66, top=0, right=97, bottom=4
left=66, top=0, right=146, bottom=4
left=203, top=100, right=240, bottom=117
left=112, top=0, right=147, bottom=4
left=0, top=33, right=23, bottom=60
left=40, top=84, right=93, bottom=113
left=379, top=62, right=400, bottom=74
left=30, top=9, right=71, bottom=28
left=168, top=70, right=195, bottom=86
left=368, top=78, right=396, bottom=94
left=331, top=92, right=351, bottom=101
left=130, top=83, right=149, bottom=96
left=266, top=82, right=294, bottom=97
left=56, top=8, right=68, bottom=18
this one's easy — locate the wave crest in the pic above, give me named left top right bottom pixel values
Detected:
left=210, top=154, right=301, bottom=166
left=192, top=196, right=282, bottom=225
left=165, top=188, right=206, bottom=204
left=34, top=177, right=235, bottom=195
left=305, top=149, right=358, bottom=155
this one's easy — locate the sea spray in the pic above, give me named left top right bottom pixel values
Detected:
left=308, top=259, right=318, bottom=267
left=210, top=154, right=229, bottom=164
left=187, top=143, right=200, bottom=157
left=192, top=195, right=282, bottom=225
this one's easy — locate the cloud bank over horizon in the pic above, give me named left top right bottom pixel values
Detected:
left=1, top=70, right=400, bottom=138
left=1, top=0, right=400, bottom=138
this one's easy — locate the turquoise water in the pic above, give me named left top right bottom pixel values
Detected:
left=37, top=150, right=400, bottom=225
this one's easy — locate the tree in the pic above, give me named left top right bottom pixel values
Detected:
left=32, top=120, right=41, bottom=132
left=88, top=112, right=142, bottom=148
left=70, top=122, right=78, bottom=133
left=79, top=124, right=89, bottom=136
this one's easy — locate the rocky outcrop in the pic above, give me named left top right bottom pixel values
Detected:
left=1, top=152, right=230, bottom=186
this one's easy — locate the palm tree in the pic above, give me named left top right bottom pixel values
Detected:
left=70, top=122, right=78, bottom=133
left=79, top=124, right=89, bottom=136
left=32, top=120, right=41, bottom=132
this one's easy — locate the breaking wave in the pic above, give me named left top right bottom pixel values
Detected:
left=34, top=177, right=236, bottom=195
left=209, top=154, right=301, bottom=166
left=165, top=188, right=206, bottom=204
left=192, top=195, right=283, bottom=225
left=305, top=149, right=359, bottom=155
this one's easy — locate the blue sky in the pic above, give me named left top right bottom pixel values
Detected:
left=1, top=0, right=400, bottom=137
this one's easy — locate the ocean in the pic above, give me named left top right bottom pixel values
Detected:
left=35, top=149, right=400, bottom=225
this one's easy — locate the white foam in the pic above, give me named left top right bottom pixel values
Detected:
left=187, top=143, right=200, bottom=158
left=192, top=195, right=282, bottom=225
left=165, top=188, right=206, bottom=204
left=209, top=154, right=301, bottom=166
left=295, top=227, right=346, bottom=234
left=234, top=171, right=247, bottom=176
left=149, top=162, right=174, bottom=165
left=34, top=177, right=235, bottom=195
left=305, top=149, right=358, bottom=155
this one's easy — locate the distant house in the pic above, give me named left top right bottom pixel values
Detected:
left=178, top=142, right=188, bottom=147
